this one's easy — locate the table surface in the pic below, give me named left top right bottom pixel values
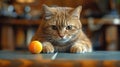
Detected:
left=1, top=50, right=120, bottom=67
left=0, top=50, right=120, bottom=60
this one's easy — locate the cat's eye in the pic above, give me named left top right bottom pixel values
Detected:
left=51, top=25, right=58, bottom=30
left=66, top=25, right=72, bottom=30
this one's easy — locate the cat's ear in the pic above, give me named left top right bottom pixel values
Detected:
left=42, top=4, right=54, bottom=20
left=71, top=6, right=82, bottom=19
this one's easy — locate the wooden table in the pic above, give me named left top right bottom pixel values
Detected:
left=0, top=50, right=120, bottom=67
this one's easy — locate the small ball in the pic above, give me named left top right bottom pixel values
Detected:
left=28, top=41, right=42, bottom=54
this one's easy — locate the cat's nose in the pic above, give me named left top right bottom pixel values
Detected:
left=60, top=35, right=64, bottom=38
left=59, top=34, right=64, bottom=38
left=58, top=32, right=65, bottom=39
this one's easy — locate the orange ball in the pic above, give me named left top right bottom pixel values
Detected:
left=28, top=41, right=42, bottom=54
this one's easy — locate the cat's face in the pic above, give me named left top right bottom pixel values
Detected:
left=41, top=5, right=82, bottom=43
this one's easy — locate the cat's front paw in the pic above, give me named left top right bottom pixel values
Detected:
left=42, top=42, right=54, bottom=53
left=70, top=45, right=90, bottom=53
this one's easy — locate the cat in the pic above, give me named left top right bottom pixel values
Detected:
left=31, top=4, right=92, bottom=53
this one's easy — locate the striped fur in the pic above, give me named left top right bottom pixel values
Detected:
left=32, top=5, right=92, bottom=53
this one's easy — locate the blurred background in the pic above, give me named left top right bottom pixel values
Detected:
left=0, top=0, right=120, bottom=51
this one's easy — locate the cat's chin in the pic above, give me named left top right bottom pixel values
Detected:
left=57, top=38, right=70, bottom=43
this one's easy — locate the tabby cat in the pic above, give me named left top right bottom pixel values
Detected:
left=31, top=4, right=92, bottom=53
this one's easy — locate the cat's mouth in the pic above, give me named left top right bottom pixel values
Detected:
left=48, top=36, right=72, bottom=43
left=57, top=37, right=71, bottom=43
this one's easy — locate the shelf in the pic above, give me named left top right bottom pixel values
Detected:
left=0, top=18, right=120, bottom=26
